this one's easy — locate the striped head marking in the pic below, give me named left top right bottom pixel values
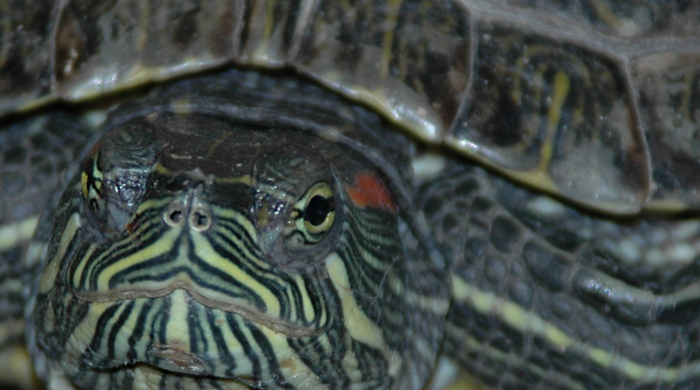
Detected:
left=32, top=110, right=423, bottom=388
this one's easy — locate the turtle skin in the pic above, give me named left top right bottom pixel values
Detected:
left=0, top=68, right=699, bottom=390
left=2, top=1, right=700, bottom=390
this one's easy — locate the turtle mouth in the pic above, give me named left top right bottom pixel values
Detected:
left=73, top=281, right=317, bottom=338
left=69, top=287, right=321, bottom=382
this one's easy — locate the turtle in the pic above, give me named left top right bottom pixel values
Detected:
left=2, top=1, right=700, bottom=390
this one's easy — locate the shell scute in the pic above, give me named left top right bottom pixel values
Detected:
left=3, top=0, right=700, bottom=213
left=448, top=22, right=649, bottom=212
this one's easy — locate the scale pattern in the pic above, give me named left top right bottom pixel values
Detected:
left=0, top=114, right=92, bottom=352
left=419, top=164, right=700, bottom=390
left=3, top=0, right=700, bottom=211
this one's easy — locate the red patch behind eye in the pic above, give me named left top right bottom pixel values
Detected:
left=345, top=172, right=396, bottom=213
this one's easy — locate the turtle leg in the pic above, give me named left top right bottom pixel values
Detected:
left=0, top=113, right=93, bottom=389
left=418, top=163, right=700, bottom=390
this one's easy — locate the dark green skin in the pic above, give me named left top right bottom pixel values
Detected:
left=2, top=69, right=700, bottom=390
left=422, top=167, right=700, bottom=390
left=23, top=70, right=449, bottom=390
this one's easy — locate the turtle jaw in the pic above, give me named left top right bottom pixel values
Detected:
left=72, top=283, right=319, bottom=339
left=61, top=289, right=322, bottom=386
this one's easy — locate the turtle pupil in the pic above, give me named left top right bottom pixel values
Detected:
left=305, top=195, right=333, bottom=226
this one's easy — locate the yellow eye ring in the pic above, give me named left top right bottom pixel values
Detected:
left=297, top=181, right=336, bottom=237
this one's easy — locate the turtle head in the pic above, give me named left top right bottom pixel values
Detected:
left=27, top=73, right=449, bottom=390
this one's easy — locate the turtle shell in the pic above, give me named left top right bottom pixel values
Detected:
left=3, top=0, right=700, bottom=213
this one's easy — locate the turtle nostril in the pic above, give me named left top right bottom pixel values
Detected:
left=164, top=208, right=185, bottom=227
left=191, top=209, right=212, bottom=231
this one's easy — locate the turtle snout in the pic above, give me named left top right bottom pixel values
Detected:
left=163, top=199, right=213, bottom=232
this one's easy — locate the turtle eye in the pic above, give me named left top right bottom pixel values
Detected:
left=80, top=151, right=106, bottom=219
left=295, top=181, right=336, bottom=242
